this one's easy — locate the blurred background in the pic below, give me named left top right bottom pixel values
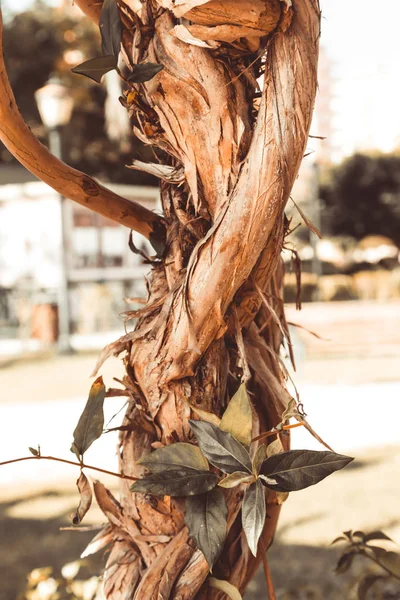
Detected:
left=0, top=1, right=399, bottom=599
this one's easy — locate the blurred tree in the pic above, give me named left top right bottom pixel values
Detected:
left=1, top=1, right=155, bottom=183
left=320, top=153, right=400, bottom=246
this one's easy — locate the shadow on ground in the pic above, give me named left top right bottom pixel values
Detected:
left=0, top=492, right=103, bottom=600
left=2, top=490, right=400, bottom=600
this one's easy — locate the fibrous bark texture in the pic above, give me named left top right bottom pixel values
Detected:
left=86, top=1, right=321, bottom=598
left=7, top=0, right=321, bottom=597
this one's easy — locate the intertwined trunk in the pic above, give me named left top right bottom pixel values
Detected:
left=0, top=0, right=320, bottom=597
left=85, top=1, right=321, bottom=598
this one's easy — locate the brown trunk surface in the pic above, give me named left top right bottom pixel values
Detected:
left=87, top=1, right=321, bottom=598
left=3, top=0, right=321, bottom=597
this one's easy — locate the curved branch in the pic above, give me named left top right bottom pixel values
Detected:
left=0, top=9, right=165, bottom=246
left=73, top=0, right=102, bottom=23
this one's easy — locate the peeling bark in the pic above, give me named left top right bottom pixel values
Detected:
left=91, top=0, right=320, bottom=596
left=4, top=0, right=321, bottom=597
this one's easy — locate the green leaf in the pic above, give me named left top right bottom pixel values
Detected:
left=335, top=551, right=357, bottom=574
left=189, top=420, right=252, bottom=475
left=218, top=472, right=254, bottom=489
left=137, top=442, right=209, bottom=473
left=189, top=404, right=221, bottom=427
left=28, top=447, right=39, bottom=457
left=266, top=437, right=283, bottom=458
left=259, top=450, right=354, bottom=492
left=71, top=55, right=117, bottom=84
left=71, top=472, right=92, bottom=525
left=128, top=63, right=164, bottom=83
left=185, top=489, right=227, bottom=568
left=71, top=376, right=106, bottom=458
left=364, top=530, right=394, bottom=543
left=252, top=445, right=266, bottom=475
left=208, top=577, right=242, bottom=600
left=99, top=0, right=123, bottom=58
left=242, top=480, right=266, bottom=557
left=130, top=469, right=219, bottom=497
left=358, top=575, right=388, bottom=600
left=331, top=536, right=347, bottom=545
left=219, top=384, right=252, bottom=447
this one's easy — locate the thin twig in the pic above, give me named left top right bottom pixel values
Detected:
left=252, top=422, right=305, bottom=443
left=259, top=539, right=277, bottom=600
left=0, top=455, right=139, bottom=481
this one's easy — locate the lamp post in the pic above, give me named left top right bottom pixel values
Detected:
left=35, top=76, right=74, bottom=354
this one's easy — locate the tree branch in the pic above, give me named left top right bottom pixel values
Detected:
left=73, top=0, right=102, bottom=24
left=0, top=454, right=139, bottom=481
left=0, top=8, right=165, bottom=247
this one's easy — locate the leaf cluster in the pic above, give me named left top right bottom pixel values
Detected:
left=71, top=0, right=162, bottom=84
left=333, top=529, right=400, bottom=599
left=131, top=384, right=353, bottom=566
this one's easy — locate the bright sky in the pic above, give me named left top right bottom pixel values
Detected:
left=318, top=0, right=400, bottom=159
left=2, top=0, right=399, bottom=160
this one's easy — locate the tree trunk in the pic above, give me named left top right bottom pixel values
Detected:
left=87, top=1, right=321, bottom=597
left=2, top=0, right=321, bottom=597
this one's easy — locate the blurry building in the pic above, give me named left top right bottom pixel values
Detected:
left=0, top=165, right=159, bottom=340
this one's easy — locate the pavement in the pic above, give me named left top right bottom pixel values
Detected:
left=0, top=300, right=399, bottom=599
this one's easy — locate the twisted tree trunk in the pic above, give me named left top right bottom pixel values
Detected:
left=87, top=1, right=320, bottom=598
left=1, top=0, right=320, bottom=597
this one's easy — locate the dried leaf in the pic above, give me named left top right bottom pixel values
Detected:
left=71, top=472, right=92, bottom=525
left=358, top=574, right=388, bottom=600
left=189, top=404, right=221, bottom=427
left=28, top=447, right=39, bottom=456
left=282, top=397, right=299, bottom=422
left=185, top=488, right=227, bottom=568
left=218, top=472, right=254, bottom=489
left=130, top=469, right=219, bottom=497
left=71, top=377, right=106, bottom=458
left=266, top=437, right=283, bottom=458
left=242, top=480, right=266, bottom=557
left=208, top=577, right=242, bottom=600
left=276, top=491, right=289, bottom=505
left=137, top=442, right=209, bottom=473
left=190, top=420, right=252, bottom=475
left=252, top=445, right=267, bottom=475
left=260, top=450, right=354, bottom=492
left=81, top=525, right=113, bottom=559
left=219, top=384, right=252, bottom=447
left=99, top=0, right=123, bottom=57
left=128, top=63, right=164, bottom=83
left=291, top=197, right=322, bottom=238
left=71, top=55, right=117, bottom=84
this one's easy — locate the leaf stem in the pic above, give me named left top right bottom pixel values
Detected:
left=0, top=455, right=139, bottom=481
left=252, top=422, right=305, bottom=443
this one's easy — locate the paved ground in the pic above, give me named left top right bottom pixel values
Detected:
left=0, top=300, right=399, bottom=599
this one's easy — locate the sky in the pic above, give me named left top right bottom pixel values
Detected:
left=2, top=0, right=399, bottom=161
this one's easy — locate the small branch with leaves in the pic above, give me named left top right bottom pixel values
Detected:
left=333, top=529, right=400, bottom=599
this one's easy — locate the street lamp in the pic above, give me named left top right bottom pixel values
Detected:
left=35, top=76, right=74, bottom=354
